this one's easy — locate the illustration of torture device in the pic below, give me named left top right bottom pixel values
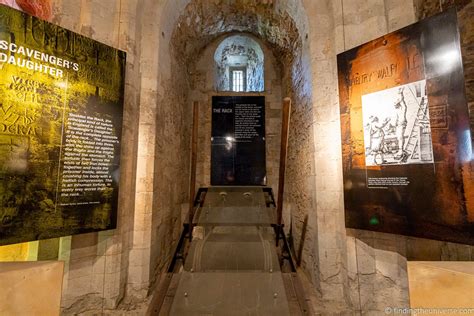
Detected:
left=400, top=85, right=432, bottom=163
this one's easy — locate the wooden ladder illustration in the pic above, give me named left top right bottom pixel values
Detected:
left=401, top=96, right=429, bottom=162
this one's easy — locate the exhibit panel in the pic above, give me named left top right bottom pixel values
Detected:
left=337, top=9, right=474, bottom=245
left=0, top=4, right=125, bottom=246
left=1, top=0, right=472, bottom=314
left=211, top=96, right=266, bottom=186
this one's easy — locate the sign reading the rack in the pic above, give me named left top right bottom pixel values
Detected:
left=0, top=4, right=125, bottom=246
left=337, top=9, right=474, bottom=245
left=211, top=96, right=266, bottom=186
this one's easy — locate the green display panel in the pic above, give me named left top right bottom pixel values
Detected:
left=0, top=4, right=125, bottom=245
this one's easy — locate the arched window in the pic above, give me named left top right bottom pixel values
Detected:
left=214, top=35, right=264, bottom=92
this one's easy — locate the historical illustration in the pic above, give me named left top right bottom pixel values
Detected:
left=337, top=9, right=474, bottom=245
left=363, top=80, right=434, bottom=166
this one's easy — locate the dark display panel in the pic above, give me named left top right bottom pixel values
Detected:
left=211, top=96, right=266, bottom=186
left=0, top=5, right=125, bottom=245
left=337, top=9, right=474, bottom=245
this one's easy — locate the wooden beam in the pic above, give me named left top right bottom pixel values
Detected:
left=188, top=101, right=199, bottom=225
left=277, top=97, right=291, bottom=226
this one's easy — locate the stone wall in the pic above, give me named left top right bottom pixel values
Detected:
left=51, top=0, right=140, bottom=312
left=1, top=0, right=472, bottom=314
left=123, top=0, right=192, bottom=304
left=214, top=35, right=265, bottom=92
left=190, top=34, right=282, bottom=194
left=168, top=0, right=316, bottom=283
left=303, top=0, right=417, bottom=313
left=52, top=0, right=193, bottom=312
left=310, top=1, right=474, bottom=314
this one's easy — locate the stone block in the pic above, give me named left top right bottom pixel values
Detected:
left=127, top=264, right=150, bottom=286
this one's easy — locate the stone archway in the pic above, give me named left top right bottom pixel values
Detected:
left=125, top=0, right=356, bottom=309
left=55, top=0, right=354, bottom=313
left=143, top=0, right=332, bottom=304
left=25, top=0, right=421, bottom=314
left=214, top=34, right=265, bottom=92
left=167, top=0, right=317, bottom=273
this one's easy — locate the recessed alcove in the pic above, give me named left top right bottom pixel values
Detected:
left=214, top=34, right=265, bottom=92
left=0, top=0, right=473, bottom=315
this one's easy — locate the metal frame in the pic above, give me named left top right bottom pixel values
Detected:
left=167, top=188, right=208, bottom=273
left=168, top=186, right=296, bottom=273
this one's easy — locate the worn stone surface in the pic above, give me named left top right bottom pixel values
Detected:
left=214, top=35, right=265, bottom=92
left=169, top=3, right=316, bottom=295
left=190, top=34, right=283, bottom=194
left=2, top=0, right=472, bottom=314
left=323, top=0, right=416, bottom=313
left=345, top=230, right=410, bottom=313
